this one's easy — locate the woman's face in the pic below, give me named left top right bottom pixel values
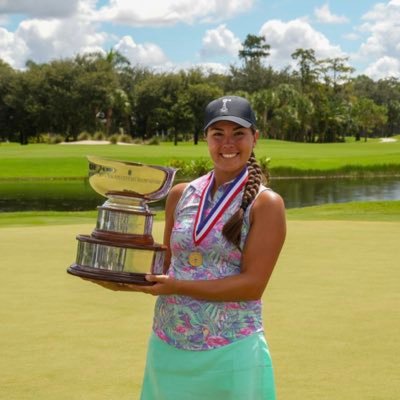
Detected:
left=206, top=120, right=258, bottom=180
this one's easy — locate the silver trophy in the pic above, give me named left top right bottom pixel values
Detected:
left=67, top=156, right=177, bottom=285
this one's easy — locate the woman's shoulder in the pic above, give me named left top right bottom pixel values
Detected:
left=189, top=172, right=212, bottom=191
left=166, top=173, right=211, bottom=217
left=251, top=186, right=286, bottom=219
left=167, top=182, right=188, bottom=203
left=171, top=172, right=212, bottom=197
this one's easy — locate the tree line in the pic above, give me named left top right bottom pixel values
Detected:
left=0, top=35, right=398, bottom=145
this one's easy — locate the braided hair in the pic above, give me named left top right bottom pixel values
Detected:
left=222, top=151, right=267, bottom=249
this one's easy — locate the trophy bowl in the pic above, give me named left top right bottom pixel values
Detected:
left=67, top=156, right=177, bottom=285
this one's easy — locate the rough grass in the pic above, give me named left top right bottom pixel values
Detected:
left=0, top=219, right=399, bottom=399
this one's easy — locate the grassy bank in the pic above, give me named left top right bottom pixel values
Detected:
left=1, top=216, right=399, bottom=399
left=0, top=138, right=399, bottom=178
left=1, top=201, right=399, bottom=228
left=286, top=200, right=400, bottom=221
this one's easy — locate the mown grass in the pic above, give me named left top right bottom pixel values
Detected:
left=1, top=138, right=399, bottom=178
left=272, top=163, right=400, bottom=177
left=1, top=201, right=399, bottom=228
left=286, top=200, right=400, bottom=221
left=1, top=135, right=399, bottom=399
left=1, top=216, right=399, bottom=399
left=0, top=210, right=98, bottom=228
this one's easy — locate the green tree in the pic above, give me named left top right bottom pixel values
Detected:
left=5, top=61, right=50, bottom=144
left=251, top=89, right=278, bottom=137
left=352, top=97, right=388, bottom=141
left=263, top=84, right=315, bottom=142
left=74, top=52, right=122, bottom=136
left=0, top=60, right=17, bottom=141
left=183, top=83, right=223, bottom=145
left=238, top=34, right=270, bottom=64
left=40, top=60, right=83, bottom=139
left=133, top=73, right=183, bottom=139
left=319, top=56, right=354, bottom=94
left=291, top=48, right=318, bottom=92
left=372, top=78, right=400, bottom=136
left=229, top=34, right=272, bottom=93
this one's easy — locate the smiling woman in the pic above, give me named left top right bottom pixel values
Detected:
left=205, top=120, right=259, bottom=185
left=85, top=95, right=286, bottom=400
left=203, top=97, right=257, bottom=177
left=141, top=96, right=285, bottom=399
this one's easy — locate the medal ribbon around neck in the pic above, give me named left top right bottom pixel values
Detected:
left=193, top=168, right=248, bottom=246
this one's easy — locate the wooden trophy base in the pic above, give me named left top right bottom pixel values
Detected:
left=67, top=264, right=155, bottom=285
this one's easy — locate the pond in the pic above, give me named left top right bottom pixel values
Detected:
left=270, top=176, right=400, bottom=208
left=0, top=176, right=399, bottom=212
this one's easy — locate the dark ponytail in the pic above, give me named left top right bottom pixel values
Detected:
left=222, top=151, right=266, bottom=248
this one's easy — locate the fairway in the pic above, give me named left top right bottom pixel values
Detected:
left=1, top=220, right=399, bottom=399
left=1, top=138, right=399, bottom=178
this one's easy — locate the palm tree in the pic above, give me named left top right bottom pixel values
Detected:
left=251, top=89, right=278, bottom=138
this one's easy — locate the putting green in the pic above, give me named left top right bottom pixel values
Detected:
left=0, top=220, right=399, bottom=399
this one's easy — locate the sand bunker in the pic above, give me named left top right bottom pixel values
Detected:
left=380, top=138, right=397, bottom=143
left=60, top=140, right=137, bottom=145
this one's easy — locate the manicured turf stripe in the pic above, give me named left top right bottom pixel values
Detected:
left=1, top=221, right=399, bottom=399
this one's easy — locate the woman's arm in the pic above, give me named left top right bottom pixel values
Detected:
left=136, top=190, right=286, bottom=301
left=162, top=182, right=188, bottom=273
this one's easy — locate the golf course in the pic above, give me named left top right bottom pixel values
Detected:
left=1, top=138, right=399, bottom=399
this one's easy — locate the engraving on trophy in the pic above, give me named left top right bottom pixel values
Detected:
left=67, top=156, right=177, bottom=285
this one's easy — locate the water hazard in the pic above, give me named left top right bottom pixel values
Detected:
left=0, top=176, right=399, bottom=212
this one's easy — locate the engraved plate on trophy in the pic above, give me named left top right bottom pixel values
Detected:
left=67, top=156, right=177, bottom=285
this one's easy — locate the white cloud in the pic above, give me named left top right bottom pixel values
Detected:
left=359, top=0, right=400, bottom=57
left=0, top=1, right=242, bottom=72
left=0, top=15, right=107, bottom=68
left=259, top=19, right=344, bottom=70
left=362, top=0, right=400, bottom=22
left=0, top=0, right=109, bottom=68
left=200, top=24, right=241, bottom=58
left=196, top=62, right=230, bottom=74
left=357, top=0, right=400, bottom=78
left=359, top=35, right=384, bottom=57
left=0, top=0, right=81, bottom=18
left=364, top=56, right=400, bottom=80
left=0, top=5, right=171, bottom=70
left=152, top=60, right=230, bottom=75
left=0, top=27, right=28, bottom=67
left=114, top=36, right=168, bottom=66
left=95, top=0, right=255, bottom=26
left=314, top=4, right=349, bottom=24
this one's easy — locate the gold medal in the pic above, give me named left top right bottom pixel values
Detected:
left=188, top=252, right=203, bottom=267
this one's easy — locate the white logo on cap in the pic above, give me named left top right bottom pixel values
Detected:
left=220, top=98, right=232, bottom=112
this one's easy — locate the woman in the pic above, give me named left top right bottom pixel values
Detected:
left=99, top=95, right=286, bottom=399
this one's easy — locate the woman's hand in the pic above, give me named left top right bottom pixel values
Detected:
left=81, top=278, right=140, bottom=292
left=119, top=275, right=177, bottom=296
left=82, top=275, right=178, bottom=296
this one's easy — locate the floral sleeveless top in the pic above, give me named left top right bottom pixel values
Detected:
left=152, top=172, right=267, bottom=351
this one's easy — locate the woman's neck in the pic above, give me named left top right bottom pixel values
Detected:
left=212, top=172, right=232, bottom=191
left=212, top=167, right=245, bottom=193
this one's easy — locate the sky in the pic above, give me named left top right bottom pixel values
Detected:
left=1, top=0, right=400, bottom=80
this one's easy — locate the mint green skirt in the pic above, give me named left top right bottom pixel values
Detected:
left=140, top=332, right=276, bottom=400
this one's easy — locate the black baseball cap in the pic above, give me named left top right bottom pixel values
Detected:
left=203, top=95, right=257, bottom=131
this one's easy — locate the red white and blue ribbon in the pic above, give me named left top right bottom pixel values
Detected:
left=193, top=168, right=248, bottom=246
